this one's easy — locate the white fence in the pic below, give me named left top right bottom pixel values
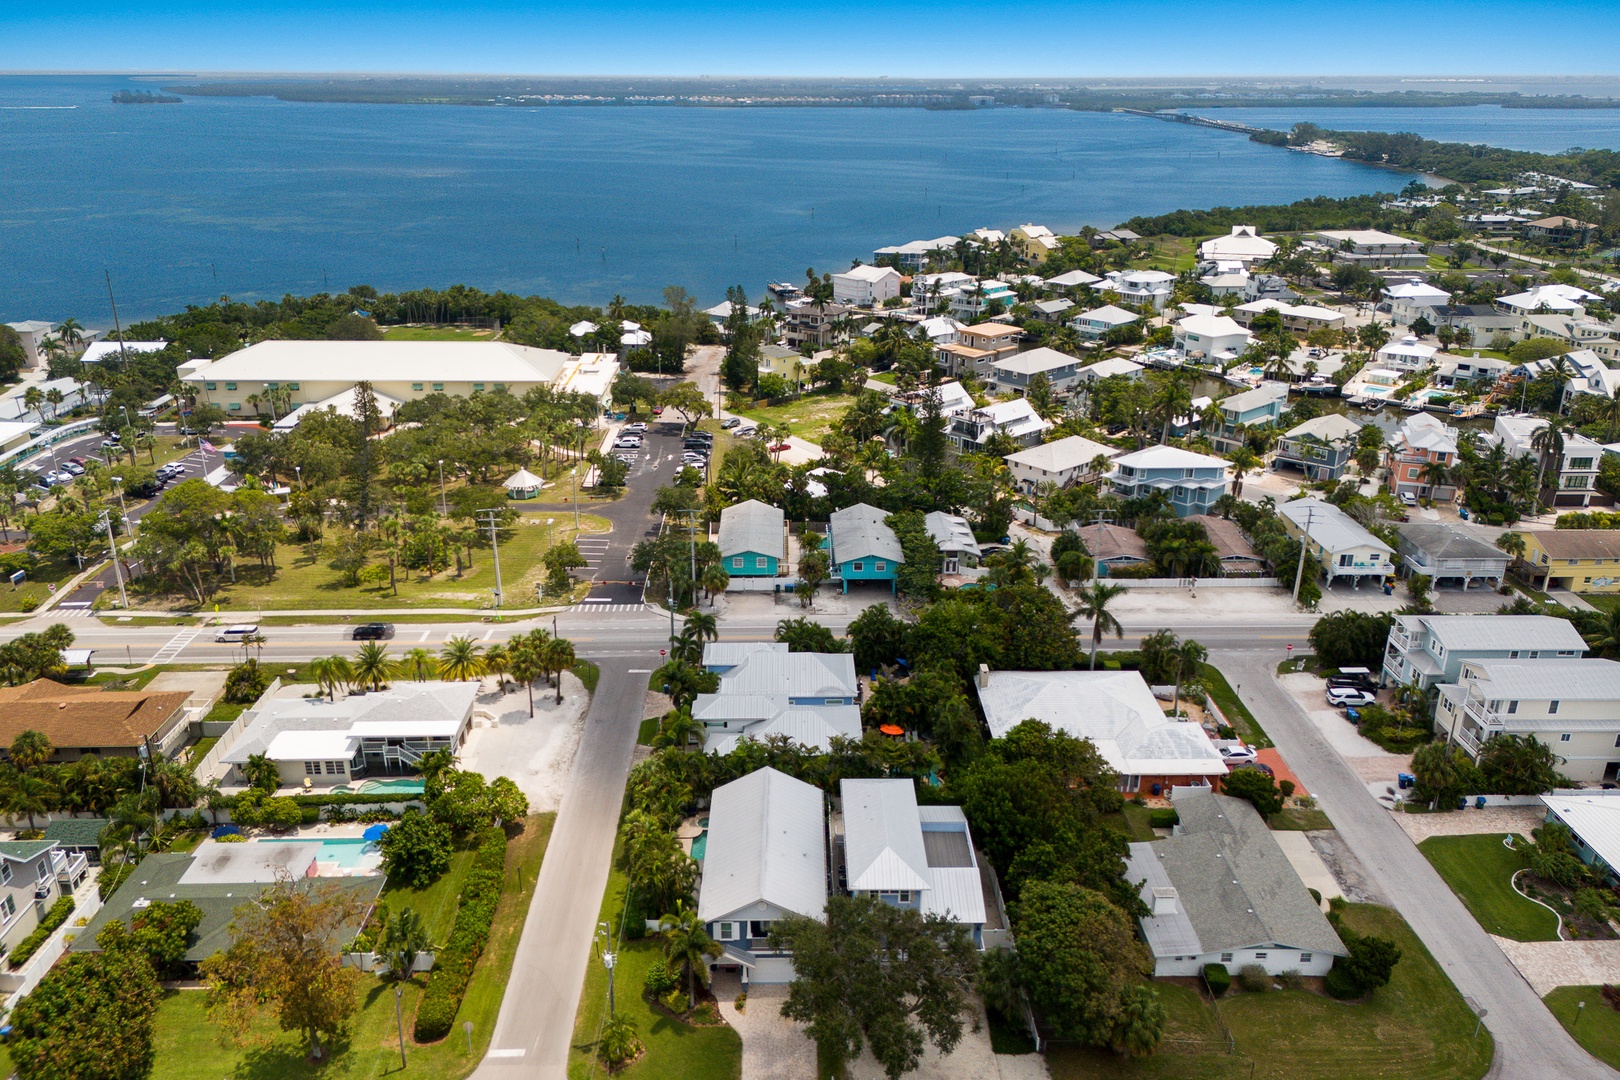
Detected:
left=1105, top=577, right=1281, bottom=589
left=0, top=890, right=103, bottom=999
left=191, top=677, right=281, bottom=783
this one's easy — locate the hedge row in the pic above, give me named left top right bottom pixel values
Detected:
left=413, top=827, right=507, bottom=1041
left=286, top=793, right=427, bottom=809
left=7, top=895, right=74, bottom=969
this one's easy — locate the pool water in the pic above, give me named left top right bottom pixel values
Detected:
left=691, top=831, right=708, bottom=861
left=260, top=837, right=380, bottom=868
left=326, top=778, right=427, bottom=796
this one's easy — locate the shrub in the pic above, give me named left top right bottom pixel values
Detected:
left=692, top=1002, right=721, bottom=1025
left=1148, top=808, right=1179, bottom=830
left=1237, top=964, right=1270, bottom=992
left=223, top=659, right=271, bottom=704
left=660, top=987, right=687, bottom=1015
left=8, top=896, right=74, bottom=969
left=1324, top=963, right=1361, bottom=1000
left=621, top=888, right=650, bottom=941
left=643, top=957, right=679, bottom=997
left=98, top=861, right=133, bottom=900
left=1308, top=888, right=1322, bottom=906
left=1202, top=963, right=1230, bottom=997
left=1277, top=969, right=1304, bottom=991
left=414, top=828, right=507, bottom=1041
left=19, top=596, right=39, bottom=613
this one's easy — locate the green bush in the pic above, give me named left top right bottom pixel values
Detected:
left=660, top=987, right=687, bottom=1014
left=1105, top=563, right=1157, bottom=579
left=621, top=888, right=650, bottom=941
left=692, top=1002, right=721, bottom=1025
left=1324, top=963, right=1361, bottom=1000
left=1202, top=963, right=1230, bottom=997
left=643, top=957, right=679, bottom=997
left=1237, top=963, right=1270, bottom=992
left=1148, top=808, right=1179, bottom=829
left=413, top=827, right=507, bottom=1041
left=8, top=896, right=74, bottom=969
left=98, top=862, right=133, bottom=900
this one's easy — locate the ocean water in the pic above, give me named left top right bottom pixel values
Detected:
left=1206, top=105, right=1620, bottom=154
left=0, top=75, right=1596, bottom=324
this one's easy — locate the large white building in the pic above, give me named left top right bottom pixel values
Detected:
left=1197, top=225, right=1277, bottom=266
left=180, top=340, right=617, bottom=419
left=832, top=264, right=904, bottom=307
left=1437, top=658, right=1620, bottom=783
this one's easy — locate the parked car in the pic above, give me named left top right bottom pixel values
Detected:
left=613, top=438, right=642, bottom=449
left=214, top=624, right=261, bottom=644
left=1326, top=686, right=1377, bottom=708
left=622, top=422, right=647, bottom=434
left=721, top=417, right=741, bottom=429
left=651, top=406, right=664, bottom=416
left=60, top=462, right=84, bottom=476
left=46, top=471, right=72, bottom=485
left=1219, top=744, right=1258, bottom=764
left=66, top=457, right=86, bottom=467
left=352, top=622, right=394, bottom=640
left=769, top=442, right=791, bottom=452
left=1399, top=491, right=1416, bottom=506
left=1326, top=667, right=1377, bottom=692
left=736, top=426, right=756, bottom=437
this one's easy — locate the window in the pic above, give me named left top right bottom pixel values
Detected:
left=473, top=383, right=485, bottom=392
left=1508, top=651, right=1519, bottom=659
left=266, top=382, right=278, bottom=390
left=325, top=761, right=342, bottom=775
left=874, top=561, right=886, bottom=572
left=1550, top=701, right=1560, bottom=715
left=1612, top=734, right=1619, bottom=748
left=228, top=402, right=241, bottom=411
left=493, top=383, right=505, bottom=392
left=898, top=891, right=912, bottom=903
left=1339, top=554, right=1354, bottom=567
left=287, top=383, right=299, bottom=391
left=1220, top=952, right=1233, bottom=964
left=1300, top=953, right=1313, bottom=964
left=852, top=561, right=864, bottom=572
left=0, top=862, right=10, bottom=885
left=225, top=382, right=237, bottom=391
left=0, top=895, right=14, bottom=921
left=755, top=556, right=766, bottom=568
left=412, top=383, right=424, bottom=392
left=1572, top=457, right=1595, bottom=470
left=1254, top=952, right=1268, bottom=961
left=825, top=698, right=842, bottom=706
left=1507, top=701, right=1518, bottom=715
left=204, top=381, right=216, bottom=391
left=1561, top=733, right=1572, bottom=742
left=732, top=557, right=744, bottom=569
left=717, top=922, right=735, bottom=941
left=432, top=383, right=444, bottom=392
left=304, top=761, right=320, bottom=775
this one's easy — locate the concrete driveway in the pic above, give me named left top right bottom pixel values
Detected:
left=846, top=1004, right=1048, bottom=1080
left=714, top=979, right=819, bottom=1080
left=1219, top=649, right=1620, bottom=1079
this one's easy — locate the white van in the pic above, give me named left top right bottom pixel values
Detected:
left=214, top=624, right=261, bottom=643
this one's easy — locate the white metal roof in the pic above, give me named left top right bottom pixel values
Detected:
left=1405, top=615, right=1587, bottom=654
left=1112, top=445, right=1230, bottom=471
left=702, top=641, right=788, bottom=669
left=829, top=502, right=904, bottom=565
left=718, top=499, right=784, bottom=559
left=1278, top=498, right=1394, bottom=555
left=1073, top=305, right=1139, bottom=326
left=1284, top=413, right=1361, bottom=444
left=841, top=779, right=932, bottom=893
left=81, top=341, right=167, bottom=362
left=992, top=346, right=1082, bottom=376
left=1543, top=793, right=1620, bottom=872
left=924, top=511, right=980, bottom=557
left=704, top=705, right=861, bottom=755
left=697, top=767, right=827, bottom=923
left=1178, top=314, right=1251, bottom=339
left=1004, top=434, right=1119, bottom=474
left=1467, top=659, right=1620, bottom=701
left=184, top=340, right=571, bottom=385
left=835, top=264, right=902, bottom=282
left=222, top=682, right=477, bottom=764
left=719, top=650, right=858, bottom=700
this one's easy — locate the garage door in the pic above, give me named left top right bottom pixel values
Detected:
left=749, top=956, right=797, bottom=984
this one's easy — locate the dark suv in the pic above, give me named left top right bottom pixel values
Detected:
left=1326, top=667, right=1377, bottom=692
left=352, top=622, right=394, bottom=640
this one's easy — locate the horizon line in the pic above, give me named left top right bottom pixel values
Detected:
left=3, top=70, right=1619, bottom=82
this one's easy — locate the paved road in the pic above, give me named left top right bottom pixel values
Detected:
left=472, top=657, right=649, bottom=1079
left=579, top=418, right=686, bottom=606
left=1218, top=649, right=1618, bottom=1080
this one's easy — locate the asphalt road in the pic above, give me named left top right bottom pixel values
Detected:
left=472, top=657, right=649, bottom=1079
left=1219, top=649, right=1619, bottom=1080
left=577, top=418, right=687, bottom=606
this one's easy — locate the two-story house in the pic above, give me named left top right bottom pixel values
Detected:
left=1394, top=523, right=1510, bottom=592
left=1383, top=613, right=1586, bottom=691
left=1208, top=382, right=1288, bottom=456
left=948, top=281, right=1016, bottom=320
left=1272, top=413, right=1361, bottom=481
left=1385, top=413, right=1459, bottom=502
left=831, top=264, right=903, bottom=308
left=1174, top=314, right=1252, bottom=362
left=1101, top=269, right=1175, bottom=311
left=1010, top=224, right=1061, bottom=264
left=948, top=399, right=1050, bottom=453
left=781, top=301, right=854, bottom=350
left=1278, top=497, right=1393, bottom=589
left=1511, top=530, right=1620, bottom=595
left=1489, top=415, right=1602, bottom=507
left=699, top=767, right=827, bottom=985
left=1044, top=268, right=1102, bottom=294
left=872, top=236, right=959, bottom=270
left=693, top=645, right=861, bottom=753
left=1438, top=659, right=1620, bottom=783
left=1106, top=446, right=1232, bottom=518
left=1004, top=435, right=1120, bottom=493
left=1386, top=281, right=1452, bottom=325
left=1313, top=229, right=1426, bottom=267
left=1070, top=304, right=1140, bottom=342
left=836, top=779, right=988, bottom=947
left=910, top=273, right=975, bottom=314
left=1376, top=336, right=1438, bottom=373
left=923, top=511, right=981, bottom=574
left=828, top=503, right=904, bottom=593
left=988, top=347, right=1085, bottom=395
left=0, top=840, right=84, bottom=954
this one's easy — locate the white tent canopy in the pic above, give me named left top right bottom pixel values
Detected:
left=503, top=468, right=545, bottom=497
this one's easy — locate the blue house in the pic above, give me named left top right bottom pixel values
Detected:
left=827, top=503, right=903, bottom=593
left=717, top=499, right=783, bottom=577
left=1107, top=445, right=1232, bottom=518
left=1209, top=382, right=1288, bottom=456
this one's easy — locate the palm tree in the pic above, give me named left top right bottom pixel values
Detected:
left=1228, top=447, right=1260, bottom=497
left=1495, top=530, right=1527, bottom=563
left=1078, top=581, right=1127, bottom=671
left=509, top=644, right=545, bottom=717
left=400, top=647, right=437, bottom=682
left=700, top=562, right=730, bottom=602
left=652, top=708, right=703, bottom=750
left=1172, top=638, right=1209, bottom=718
left=438, top=636, right=485, bottom=682
left=2, top=771, right=53, bottom=830
left=351, top=643, right=394, bottom=692
left=543, top=637, right=576, bottom=704
left=1530, top=423, right=1565, bottom=504
left=381, top=906, right=433, bottom=983
left=22, top=387, right=43, bottom=422
left=482, top=643, right=511, bottom=692
left=309, top=655, right=353, bottom=702
left=599, top=1012, right=641, bottom=1068
left=1418, top=460, right=1454, bottom=501
left=659, top=901, right=721, bottom=1008
left=8, top=730, right=52, bottom=772
left=683, top=610, right=717, bottom=645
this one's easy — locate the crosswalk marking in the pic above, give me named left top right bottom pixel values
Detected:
left=150, top=627, right=204, bottom=663
left=52, top=602, right=96, bottom=619
left=566, top=603, right=646, bottom=614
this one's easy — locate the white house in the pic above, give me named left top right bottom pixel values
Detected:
left=692, top=648, right=860, bottom=754
left=1491, top=415, right=1603, bottom=506
left=1076, top=356, right=1146, bottom=383
left=1101, top=269, right=1175, bottom=311
left=949, top=398, right=1050, bottom=452
left=839, top=779, right=988, bottom=946
left=1070, top=304, right=1140, bottom=341
left=2, top=321, right=55, bottom=369
left=80, top=340, right=169, bottom=364
left=1198, top=225, right=1277, bottom=266
left=1496, top=284, right=1600, bottom=318
left=1278, top=497, right=1393, bottom=588
left=1386, top=282, right=1451, bottom=325
left=1376, top=336, right=1438, bottom=372
left=1004, top=435, right=1120, bottom=493
left=832, top=264, right=903, bottom=307
left=1174, top=314, right=1252, bottom=361
left=1126, top=789, right=1345, bottom=978
left=699, top=767, right=827, bottom=984
left=974, top=668, right=1228, bottom=796
left=873, top=236, right=959, bottom=270
left=1437, top=659, right=1620, bottom=783
left=1045, top=269, right=1102, bottom=293
left=1314, top=229, right=1426, bottom=267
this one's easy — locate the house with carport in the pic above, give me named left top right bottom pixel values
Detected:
left=1278, top=497, right=1393, bottom=589
left=1107, top=445, right=1232, bottom=518
left=717, top=499, right=784, bottom=578
left=827, top=503, right=903, bottom=592
left=1273, top=413, right=1361, bottom=481
left=1395, top=523, right=1509, bottom=591
left=1004, top=435, right=1119, bottom=493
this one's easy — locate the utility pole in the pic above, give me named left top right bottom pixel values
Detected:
left=1292, top=506, right=1315, bottom=608
left=438, top=459, right=447, bottom=516
left=476, top=509, right=504, bottom=612
left=100, top=512, right=127, bottom=609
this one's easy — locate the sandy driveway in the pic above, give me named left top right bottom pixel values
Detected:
left=457, top=672, right=589, bottom=812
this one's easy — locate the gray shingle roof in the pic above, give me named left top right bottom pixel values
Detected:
left=1397, top=523, right=1508, bottom=563
left=1132, top=791, right=1344, bottom=957
left=829, top=503, right=904, bottom=564
left=718, top=500, right=784, bottom=559
left=42, top=817, right=110, bottom=849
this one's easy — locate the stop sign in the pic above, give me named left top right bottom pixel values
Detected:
left=1287, top=644, right=1294, bottom=653
left=659, top=649, right=666, bottom=657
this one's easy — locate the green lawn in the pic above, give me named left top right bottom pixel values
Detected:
left=1584, top=594, right=1620, bottom=615
left=1547, top=987, right=1620, bottom=1069
left=1048, top=904, right=1492, bottom=1080
left=1271, top=807, right=1334, bottom=831
left=383, top=326, right=500, bottom=341
left=1419, top=834, right=1559, bottom=941
left=730, top=390, right=857, bottom=447
left=568, top=858, right=742, bottom=1080
left=131, top=513, right=610, bottom=611
left=867, top=371, right=898, bottom=386
left=1201, top=663, right=1272, bottom=749
left=382, top=843, right=479, bottom=943
left=145, top=813, right=553, bottom=1080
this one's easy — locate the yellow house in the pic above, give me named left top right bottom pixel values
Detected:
left=758, top=344, right=811, bottom=390
left=1010, top=224, right=1061, bottom=265
left=1514, top=530, right=1620, bottom=594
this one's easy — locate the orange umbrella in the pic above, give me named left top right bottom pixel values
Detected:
left=879, top=724, right=905, bottom=737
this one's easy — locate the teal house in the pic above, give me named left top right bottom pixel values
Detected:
left=718, top=499, right=784, bottom=577
left=828, top=503, right=903, bottom=593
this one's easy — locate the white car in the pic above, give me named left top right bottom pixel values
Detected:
left=1219, top=744, right=1258, bottom=764
left=613, top=439, right=642, bottom=450
left=1399, top=491, right=1416, bottom=506
left=1326, top=686, right=1377, bottom=708
left=215, top=624, right=261, bottom=644
left=60, top=461, right=85, bottom=476
left=622, top=422, right=647, bottom=434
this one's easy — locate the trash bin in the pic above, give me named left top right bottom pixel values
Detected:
left=1475, top=796, right=1488, bottom=809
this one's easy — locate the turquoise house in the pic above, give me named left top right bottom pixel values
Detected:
left=718, top=499, right=784, bottom=578
left=828, top=503, right=903, bottom=593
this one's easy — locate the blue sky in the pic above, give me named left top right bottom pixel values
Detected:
left=4, top=0, right=1620, bottom=77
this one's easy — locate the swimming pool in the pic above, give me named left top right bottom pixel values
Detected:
left=327, top=778, right=427, bottom=796
left=690, top=831, right=708, bottom=861
left=260, top=837, right=380, bottom=868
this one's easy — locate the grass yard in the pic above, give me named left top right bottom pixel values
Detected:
left=383, top=326, right=499, bottom=341
left=1547, top=987, right=1620, bottom=1069
left=867, top=371, right=898, bottom=385
left=139, top=512, right=610, bottom=611
left=1201, top=663, right=1272, bottom=749
left=1271, top=806, right=1334, bottom=831
left=1418, top=834, right=1559, bottom=941
left=730, top=389, right=857, bottom=447
left=1048, top=904, right=1492, bottom=1080
left=1584, top=594, right=1620, bottom=615
left=568, top=858, right=742, bottom=1080
left=146, top=813, right=554, bottom=1080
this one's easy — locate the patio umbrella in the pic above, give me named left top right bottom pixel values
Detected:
left=362, top=824, right=390, bottom=842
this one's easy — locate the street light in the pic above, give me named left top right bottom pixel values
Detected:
left=98, top=511, right=128, bottom=609
left=476, top=508, right=504, bottom=613
left=294, top=465, right=302, bottom=491
left=108, top=479, right=130, bottom=536
left=597, top=923, right=617, bottom=1015
left=438, top=459, right=447, bottom=516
